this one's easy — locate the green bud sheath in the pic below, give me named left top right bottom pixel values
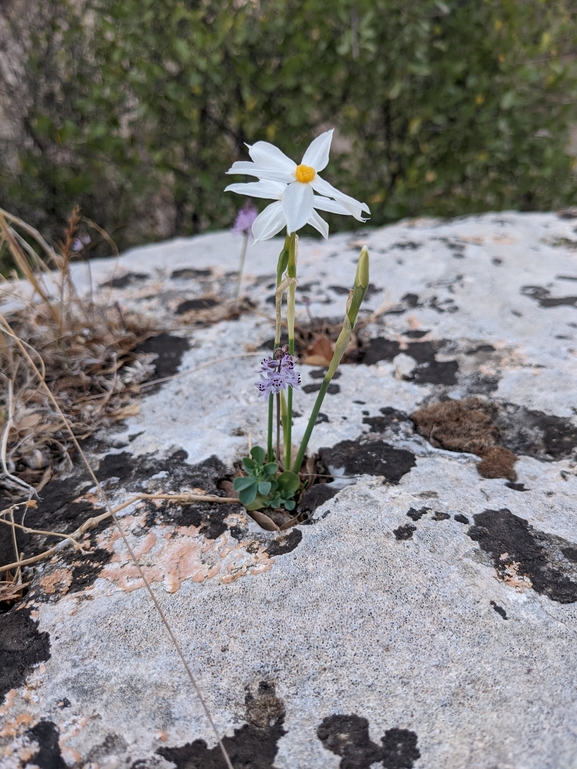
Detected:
left=293, top=247, right=370, bottom=473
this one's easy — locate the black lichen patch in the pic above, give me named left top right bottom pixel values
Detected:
left=381, top=728, right=421, bottom=769
left=329, top=282, right=380, bottom=299
left=317, top=715, right=420, bottom=769
left=490, top=600, right=508, bottom=620
left=562, top=547, right=577, bottom=563
left=171, top=268, right=212, bottom=279
left=454, top=514, right=470, bottom=525
left=359, top=337, right=458, bottom=385
left=403, top=329, right=430, bottom=339
left=466, top=344, right=496, bottom=355
left=406, top=507, right=429, bottom=521
left=67, top=548, right=112, bottom=594
left=506, top=482, right=529, bottom=492
left=176, top=297, right=219, bottom=314
left=157, top=681, right=285, bottom=769
left=0, top=470, right=105, bottom=576
left=363, top=408, right=413, bottom=435
left=265, top=529, right=302, bottom=556
left=468, top=509, right=577, bottom=603
left=100, top=272, right=149, bottom=289
left=391, top=241, right=421, bottom=250
left=394, top=524, right=416, bottom=541
left=319, top=440, right=416, bottom=484
left=412, top=398, right=517, bottom=481
left=317, top=714, right=382, bottom=767
left=302, top=382, right=341, bottom=395
left=309, top=368, right=341, bottom=379
left=521, top=285, right=577, bottom=308
left=97, top=451, right=241, bottom=542
left=432, top=511, right=450, bottom=521
left=132, top=333, right=190, bottom=383
left=412, top=359, right=458, bottom=385
left=297, top=483, right=340, bottom=515
left=493, top=404, right=577, bottom=460
left=27, top=720, right=67, bottom=769
left=0, top=607, right=50, bottom=702
left=6, top=450, right=245, bottom=605
left=359, top=337, right=400, bottom=364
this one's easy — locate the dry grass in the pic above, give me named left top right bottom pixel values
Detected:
left=0, top=206, right=155, bottom=498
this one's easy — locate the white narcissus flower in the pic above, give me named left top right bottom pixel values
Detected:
left=225, top=129, right=370, bottom=242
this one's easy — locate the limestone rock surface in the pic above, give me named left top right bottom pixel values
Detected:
left=2, top=211, right=577, bottom=769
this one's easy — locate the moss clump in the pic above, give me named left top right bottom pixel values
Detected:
left=412, top=398, right=517, bottom=481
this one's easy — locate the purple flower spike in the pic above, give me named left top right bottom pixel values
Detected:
left=255, top=352, right=301, bottom=398
left=232, top=201, right=258, bottom=236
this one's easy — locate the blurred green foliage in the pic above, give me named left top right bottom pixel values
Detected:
left=1, top=0, right=577, bottom=249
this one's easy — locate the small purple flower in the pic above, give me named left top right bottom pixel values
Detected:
left=71, top=232, right=90, bottom=252
left=255, top=351, right=301, bottom=398
left=232, top=201, right=258, bottom=236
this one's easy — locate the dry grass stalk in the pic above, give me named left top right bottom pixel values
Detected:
left=0, top=209, right=155, bottom=497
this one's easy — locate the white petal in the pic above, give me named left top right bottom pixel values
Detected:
left=312, top=194, right=351, bottom=215
left=225, top=180, right=286, bottom=200
left=311, top=176, right=371, bottom=220
left=247, top=141, right=296, bottom=174
left=251, top=201, right=286, bottom=242
left=282, top=182, right=315, bottom=235
left=301, top=129, right=333, bottom=172
left=307, top=209, right=329, bottom=239
left=226, top=161, right=293, bottom=183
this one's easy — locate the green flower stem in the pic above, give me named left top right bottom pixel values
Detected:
left=276, top=392, right=281, bottom=461
left=267, top=239, right=290, bottom=462
left=267, top=394, right=274, bottom=463
left=292, top=247, right=370, bottom=473
left=284, top=233, right=297, bottom=469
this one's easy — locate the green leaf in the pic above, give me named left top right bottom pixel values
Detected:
left=242, top=457, right=256, bottom=472
left=258, top=481, right=272, bottom=495
left=267, top=493, right=282, bottom=509
left=284, top=499, right=296, bottom=511
left=500, top=91, right=516, bottom=110
left=276, top=471, right=300, bottom=496
left=245, top=495, right=268, bottom=512
left=250, top=446, right=266, bottom=464
left=233, top=476, right=257, bottom=491
left=238, top=485, right=258, bottom=506
left=262, top=462, right=278, bottom=479
left=174, top=39, right=190, bottom=63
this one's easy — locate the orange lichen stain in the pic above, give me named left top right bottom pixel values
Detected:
left=0, top=689, right=17, bottom=716
left=224, top=512, right=247, bottom=528
left=1, top=739, right=36, bottom=764
left=58, top=715, right=90, bottom=765
left=60, top=745, right=82, bottom=765
left=98, top=518, right=273, bottom=593
left=492, top=234, right=515, bottom=244
left=39, top=567, right=73, bottom=596
left=459, top=235, right=484, bottom=244
left=0, top=712, right=33, bottom=737
left=156, top=731, right=169, bottom=742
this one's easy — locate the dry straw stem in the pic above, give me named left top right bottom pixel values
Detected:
left=0, top=313, right=235, bottom=769
left=0, top=491, right=239, bottom=574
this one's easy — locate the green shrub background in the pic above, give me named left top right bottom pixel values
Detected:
left=1, top=0, right=577, bottom=250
